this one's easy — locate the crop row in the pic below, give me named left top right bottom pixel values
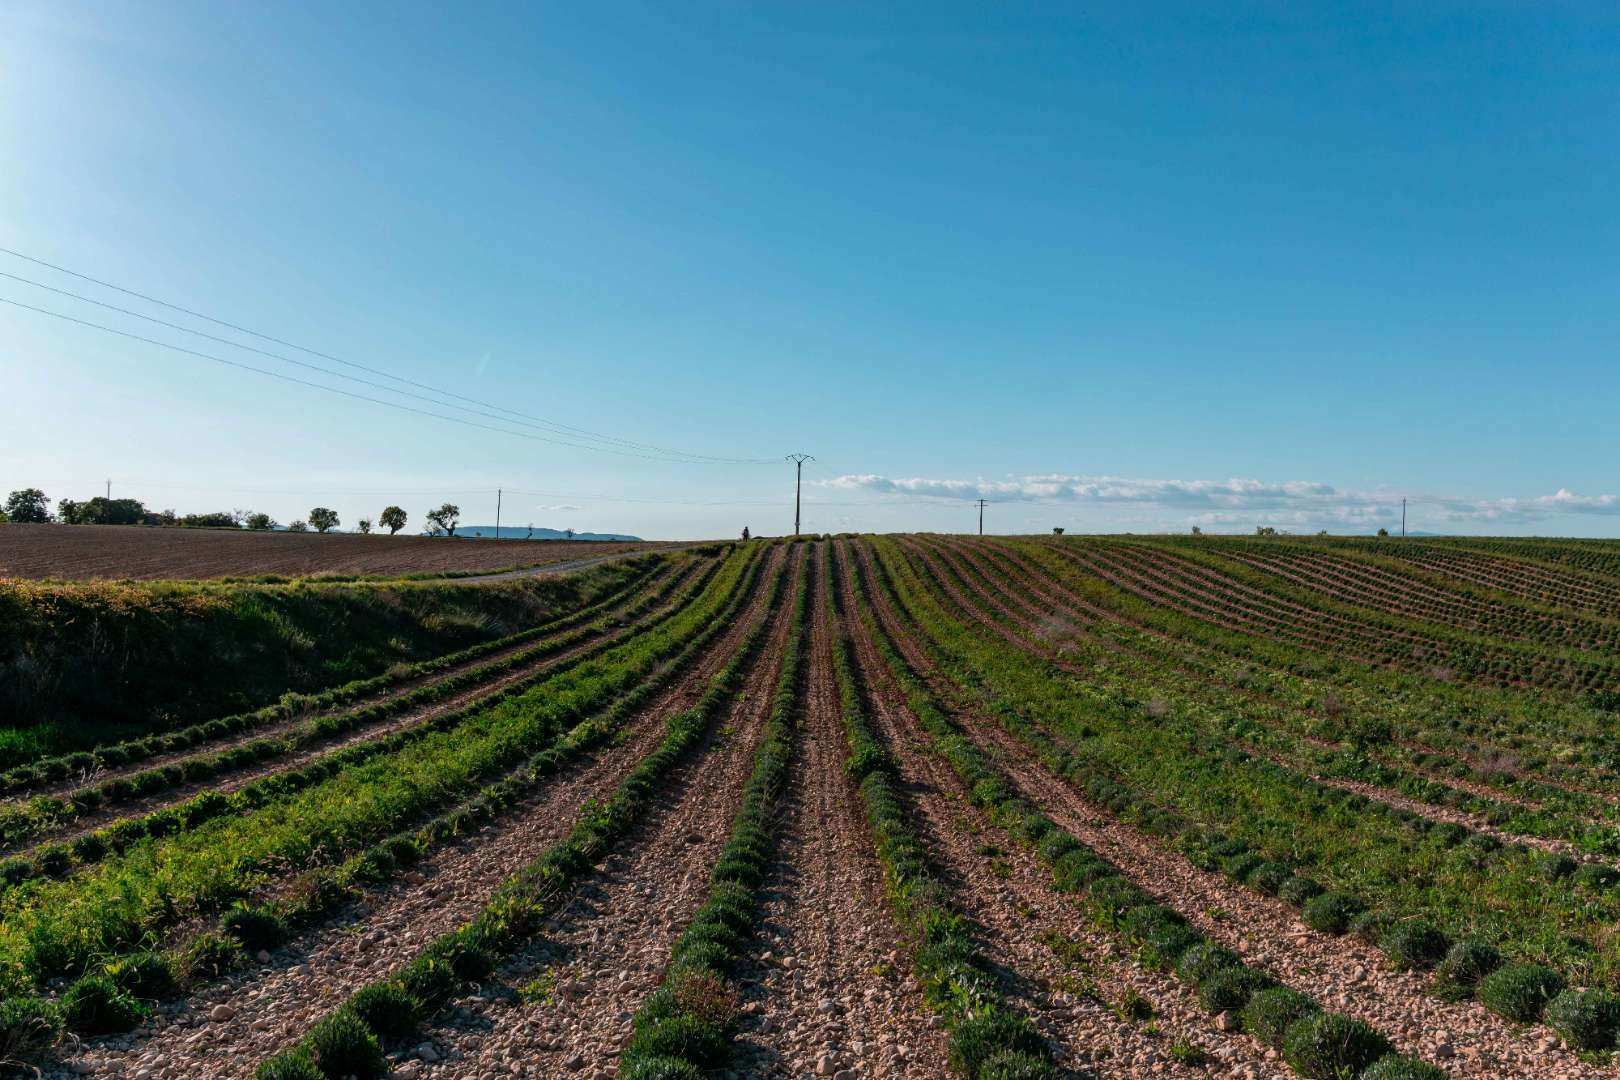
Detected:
left=253, top=542, right=802, bottom=1078
left=0, top=554, right=710, bottom=860
left=0, top=542, right=766, bottom=1010
left=1225, top=547, right=1620, bottom=655
left=871, top=537, right=1620, bottom=1043
left=997, top=538, right=1620, bottom=803
left=825, top=544, right=1060, bottom=1079
left=847, top=541, right=1445, bottom=1079
left=0, top=553, right=678, bottom=796
left=0, top=552, right=723, bottom=892
left=618, top=542, right=811, bottom=1079
left=927, top=539, right=1620, bottom=854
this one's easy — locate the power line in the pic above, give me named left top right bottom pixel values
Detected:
left=0, top=294, right=769, bottom=462
left=0, top=246, right=773, bottom=465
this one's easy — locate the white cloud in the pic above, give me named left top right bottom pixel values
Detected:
left=534, top=503, right=581, bottom=512
left=816, top=473, right=1620, bottom=530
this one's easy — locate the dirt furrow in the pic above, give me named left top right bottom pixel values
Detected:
left=48, top=548, right=785, bottom=1080
left=419, top=546, right=806, bottom=1079
left=844, top=543, right=1269, bottom=1078
left=726, top=547, right=948, bottom=1079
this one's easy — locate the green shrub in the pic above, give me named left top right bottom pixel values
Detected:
left=1359, top=1055, right=1448, bottom=1080
left=397, top=956, right=459, bottom=1013
left=347, top=982, right=421, bottom=1040
left=624, top=1014, right=728, bottom=1069
left=220, top=906, right=289, bottom=952
left=1243, top=987, right=1318, bottom=1049
left=1222, top=852, right=1264, bottom=881
left=255, top=1054, right=324, bottom=1080
left=1245, top=862, right=1292, bottom=895
left=1381, top=921, right=1448, bottom=971
left=1175, top=943, right=1242, bottom=986
left=1541, top=853, right=1578, bottom=880
left=179, top=931, right=243, bottom=982
left=1197, top=967, right=1273, bottom=1014
left=1573, top=863, right=1620, bottom=891
left=977, top=1049, right=1059, bottom=1079
left=947, top=1009, right=1048, bottom=1076
left=61, top=974, right=149, bottom=1035
left=620, top=1058, right=705, bottom=1080
left=1137, top=920, right=1204, bottom=971
left=304, top=1008, right=389, bottom=1079
left=1434, top=939, right=1501, bottom=996
left=1478, top=964, right=1566, bottom=1023
left=104, top=952, right=179, bottom=1000
left=1278, top=875, right=1325, bottom=906
left=1301, top=891, right=1365, bottom=935
left=0, top=994, right=64, bottom=1061
left=1281, top=1012, right=1393, bottom=1079
left=1348, top=909, right=1394, bottom=945
left=1544, top=989, right=1620, bottom=1051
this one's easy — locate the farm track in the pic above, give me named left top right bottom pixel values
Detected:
left=48, top=546, right=789, bottom=1079
left=860, top=542, right=1606, bottom=1079
left=841, top=543, right=1260, bottom=1077
left=0, top=560, right=706, bottom=861
left=414, top=545, right=807, bottom=1079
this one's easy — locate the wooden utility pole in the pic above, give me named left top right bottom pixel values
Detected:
left=976, top=498, right=989, bottom=535
left=496, top=488, right=502, bottom=540
left=786, top=454, right=814, bottom=536
left=1401, top=497, right=1407, bottom=538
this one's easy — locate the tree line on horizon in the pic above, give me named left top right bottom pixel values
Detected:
left=0, top=488, right=474, bottom=537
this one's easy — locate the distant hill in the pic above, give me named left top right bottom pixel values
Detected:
left=453, top=525, right=643, bottom=542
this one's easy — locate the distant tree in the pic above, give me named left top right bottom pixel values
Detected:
left=1052, top=527, right=1065, bottom=536
left=425, top=503, right=461, bottom=537
left=379, top=506, right=408, bottom=535
left=57, top=496, right=147, bottom=525
left=1256, top=526, right=1278, bottom=537
left=525, top=523, right=535, bottom=540
left=180, top=512, right=241, bottom=528
left=146, top=507, right=177, bottom=526
left=564, top=527, right=576, bottom=540
left=356, top=518, right=373, bottom=535
left=287, top=520, right=309, bottom=532
left=1377, top=527, right=1390, bottom=537
left=244, top=512, right=276, bottom=531
left=741, top=526, right=751, bottom=541
left=5, top=489, right=51, bottom=523
left=1190, top=525, right=1202, bottom=536
left=308, top=507, right=340, bottom=533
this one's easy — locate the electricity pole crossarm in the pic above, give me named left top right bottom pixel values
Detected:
left=786, top=453, right=814, bottom=536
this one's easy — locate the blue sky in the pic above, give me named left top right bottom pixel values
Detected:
left=3, top=2, right=1617, bottom=539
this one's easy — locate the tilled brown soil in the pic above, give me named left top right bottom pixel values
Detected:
left=1, top=560, right=706, bottom=862
left=46, top=548, right=789, bottom=1080
left=0, top=523, right=676, bottom=581
left=727, top=549, right=949, bottom=1078
left=414, top=546, right=807, bottom=1079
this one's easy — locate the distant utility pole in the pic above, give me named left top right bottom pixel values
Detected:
left=496, top=488, right=502, bottom=540
left=786, top=453, right=814, bottom=536
left=1402, top=497, right=1407, bottom=538
left=105, top=479, right=111, bottom=500
left=976, top=498, right=989, bottom=536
